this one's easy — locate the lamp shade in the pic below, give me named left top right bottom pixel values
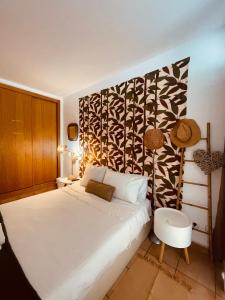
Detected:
left=57, top=144, right=68, bottom=153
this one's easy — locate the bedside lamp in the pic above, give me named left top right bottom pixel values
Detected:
left=57, top=144, right=81, bottom=177
left=57, top=144, right=68, bottom=153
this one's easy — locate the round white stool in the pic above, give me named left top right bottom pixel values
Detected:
left=154, top=207, right=192, bottom=264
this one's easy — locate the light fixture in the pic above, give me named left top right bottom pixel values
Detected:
left=57, top=144, right=82, bottom=176
left=57, top=144, right=68, bottom=153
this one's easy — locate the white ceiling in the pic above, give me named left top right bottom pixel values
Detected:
left=0, top=0, right=224, bottom=98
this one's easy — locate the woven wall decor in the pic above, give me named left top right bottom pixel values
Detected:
left=144, top=129, right=164, bottom=150
left=79, top=57, right=190, bottom=208
left=193, top=150, right=225, bottom=175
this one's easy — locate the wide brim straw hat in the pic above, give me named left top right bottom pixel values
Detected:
left=170, top=119, right=201, bottom=148
left=144, top=128, right=164, bottom=150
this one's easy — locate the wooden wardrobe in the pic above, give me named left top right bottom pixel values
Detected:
left=0, top=83, right=60, bottom=204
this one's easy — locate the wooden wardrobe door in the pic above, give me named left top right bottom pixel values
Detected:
left=32, top=98, right=58, bottom=185
left=0, top=88, right=33, bottom=193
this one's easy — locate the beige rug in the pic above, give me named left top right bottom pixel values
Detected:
left=109, top=254, right=191, bottom=300
left=144, top=254, right=190, bottom=300
left=148, top=270, right=189, bottom=300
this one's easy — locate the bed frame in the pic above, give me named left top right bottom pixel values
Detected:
left=85, top=221, right=151, bottom=300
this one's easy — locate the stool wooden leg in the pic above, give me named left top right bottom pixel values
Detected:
left=159, top=242, right=165, bottom=264
left=184, top=247, right=190, bottom=264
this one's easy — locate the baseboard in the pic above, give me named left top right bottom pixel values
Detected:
left=0, top=182, right=57, bottom=204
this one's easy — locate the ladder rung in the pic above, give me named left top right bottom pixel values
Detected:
left=184, top=159, right=195, bottom=162
left=182, top=202, right=208, bottom=210
left=183, top=180, right=208, bottom=187
left=200, top=137, right=207, bottom=141
left=193, top=228, right=208, bottom=234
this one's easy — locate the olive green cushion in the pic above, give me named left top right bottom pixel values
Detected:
left=85, top=180, right=115, bottom=202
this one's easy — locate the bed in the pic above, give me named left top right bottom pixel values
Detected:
left=0, top=180, right=151, bottom=300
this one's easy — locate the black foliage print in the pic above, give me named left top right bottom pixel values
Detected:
left=108, top=82, right=127, bottom=172
left=79, top=57, right=190, bottom=208
left=154, top=57, right=190, bottom=208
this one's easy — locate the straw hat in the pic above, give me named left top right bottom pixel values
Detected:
left=144, top=128, right=164, bottom=150
left=170, top=119, right=201, bottom=148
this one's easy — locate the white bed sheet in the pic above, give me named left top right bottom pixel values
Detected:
left=0, top=182, right=150, bottom=300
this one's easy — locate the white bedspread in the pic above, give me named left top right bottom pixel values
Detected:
left=0, top=182, right=150, bottom=300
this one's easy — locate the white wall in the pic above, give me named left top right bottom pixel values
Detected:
left=62, top=95, right=80, bottom=177
left=63, top=29, right=225, bottom=247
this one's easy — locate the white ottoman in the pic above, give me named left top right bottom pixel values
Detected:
left=154, top=208, right=192, bottom=264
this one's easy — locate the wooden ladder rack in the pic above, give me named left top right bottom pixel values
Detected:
left=178, top=123, right=213, bottom=257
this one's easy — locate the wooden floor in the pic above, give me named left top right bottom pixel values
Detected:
left=103, top=237, right=225, bottom=300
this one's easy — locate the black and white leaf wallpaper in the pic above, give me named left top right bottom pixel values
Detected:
left=79, top=57, right=190, bottom=209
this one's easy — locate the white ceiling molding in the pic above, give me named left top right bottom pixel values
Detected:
left=0, top=78, right=62, bottom=100
left=0, top=0, right=224, bottom=97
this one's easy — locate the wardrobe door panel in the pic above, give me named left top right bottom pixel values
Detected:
left=0, top=88, right=33, bottom=193
left=32, top=98, right=58, bottom=185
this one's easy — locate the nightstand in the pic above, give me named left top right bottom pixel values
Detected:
left=56, top=177, right=78, bottom=188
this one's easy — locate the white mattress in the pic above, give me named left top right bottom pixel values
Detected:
left=0, top=182, right=150, bottom=300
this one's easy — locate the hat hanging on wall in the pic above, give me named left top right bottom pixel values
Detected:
left=144, top=128, right=164, bottom=150
left=170, top=119, right=201, bottom=148
left=170, top=118, right=201, bottom=210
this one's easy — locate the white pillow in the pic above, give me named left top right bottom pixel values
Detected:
left=80, top=164, right=107, bottom=187
left=103, top=169, right=148, bottom=203
left=137, top=178, right=148, bottom=202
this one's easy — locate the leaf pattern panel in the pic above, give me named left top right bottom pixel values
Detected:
left=88, top=93, right=101, bottom=165
left=144, top=70, right=159, bottom=205
left=107, top=82, right=126, bottom=171
left=79, top=97, right=85, bottom=177
left=79, top=57, right=190, bottom=209
left=83, top=95, right=89, bottom=151
left=100, top=89, right=109, bottom=166
left=133, top=77, right=145, bottom=175
left=80, top=96, right=90, bottom=176
left=154, top=57, right=190, bottom=208
left=124, top=79, right=135, bottom=173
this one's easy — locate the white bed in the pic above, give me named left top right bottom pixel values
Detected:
left=0, top=181, right=151, bottom=300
